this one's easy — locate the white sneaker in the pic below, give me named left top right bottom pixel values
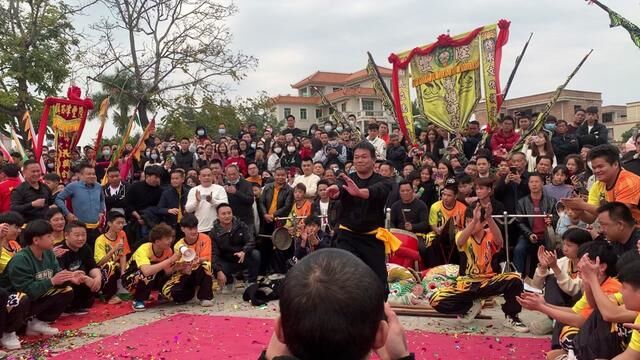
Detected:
left=1, top=332, right=20, bottom=350
left=503, top=315, right=530, bottom=333
left=459, top=299, right=482, bottom=324
left=26, top=319, right=59, bottom=336
left=200, top=299, right=214, bottom=307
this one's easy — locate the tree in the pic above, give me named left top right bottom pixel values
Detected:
left=235, top=91, right=282, bottom=132
left=88, top=0, right=257, bottom=127
left=0, top=0, right=82, bottom=142
left=160, top=96, right=239, bottom=140
left=90, top=69, right=153, bottom=135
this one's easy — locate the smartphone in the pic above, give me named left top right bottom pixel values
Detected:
left=509, top=166, right=518, bottom=174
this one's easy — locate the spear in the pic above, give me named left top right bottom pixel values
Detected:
left=511, top=49, right=594, bottom=153
left=500, top=32, right=533, bottom=108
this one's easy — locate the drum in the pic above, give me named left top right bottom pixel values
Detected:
left=390, top=228, right=419, bottom=250
left=272, top=226, right=292, bottom=250
left=387, top=228, right=420, bottom=269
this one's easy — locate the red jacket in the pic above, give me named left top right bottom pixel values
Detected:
left=224, top=156, right=247, bottom=176
left=490, top=130, right=520, bottom=153
left=0, top=177, right=22, bottom=213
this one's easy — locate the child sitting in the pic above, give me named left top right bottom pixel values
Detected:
left=293, top=216, right=330, bottom=262
left=556, top=205, right=587, bottom=237
left=530, top=228, right=590, bottom=342
left=56, top=221, right=102, bottom=315
left=429, top=202, right=529, bottom=332
left=161, top=214, right=214, bottom=307
left=122, top=224, right=180, bottom=311
left=94, top=211, right=131, bottom=304
left=0, top=220, right=82, bottom=337
left=0, top=212, right=23, bottom=274
left=543, top=166, right=574, bottom=202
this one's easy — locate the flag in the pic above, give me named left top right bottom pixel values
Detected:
left=102, top=107, right=137, bottom=186
left=10, top=127, right=28, bottom=162
left=366, top=52, right=407, bottom=141
left=94, top=97, right=110, bottom=151
left=589, top=0, right=640, bottom=49
left=117, top=117, right=156, bottom=182
left=22, top=112, right=46, bottom=171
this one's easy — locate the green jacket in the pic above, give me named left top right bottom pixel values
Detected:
left=0, top=246, right=61, bottom=299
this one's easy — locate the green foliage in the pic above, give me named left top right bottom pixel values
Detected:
left=160, top=96, right=240, bottom=140
left=235, top=91, right=282, bottom=132
left=0, top=0, right=78, bottom=123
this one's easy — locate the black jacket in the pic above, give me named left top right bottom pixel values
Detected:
left=516, top=192, right=558, bottom=246
left=463, top=133, right=483, bottom=159
left=577, top=122, right=608, bottom=147
left=125, top=180, right=163, bottom=215
left=10, top=182, right=53, bottom=222
left=226, top=178, right=255, bottom=227
left=390, top=199, right=430, bottom=233
left=103, top=183, right=128, bottom=214
left=494, top=172, right=531, bottom=214
left=174, top=150, right=196, bottom=171
left=311, top=198, right=340, bottom=232
left=149, top=185, right=191, bottom=226
left=551, top=132, right=579, bottom=164
left=210, top=217, right=254, bottom=270
left=259, top=182, right=293, bottom=218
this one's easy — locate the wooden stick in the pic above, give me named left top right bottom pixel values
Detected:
left=392, top=307, right=492, bottom=320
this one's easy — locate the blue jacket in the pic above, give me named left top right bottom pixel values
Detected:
left=55, top=181, right=106, bottom=224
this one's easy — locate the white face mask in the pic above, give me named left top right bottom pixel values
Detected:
left=274, top=147, right=282, bottom=154
left=250, top=143, right=257, bottom=149
left=287, top=146, right=296, bottom=153
left=151, top=154, right=159, bottom=160
left=324, top=125, right=332, bottom=132
left=218, top=128, right=226, bottom=135
left=336, top=126, right=343, bottom=132
left=197, top=130, right=205, bottom=136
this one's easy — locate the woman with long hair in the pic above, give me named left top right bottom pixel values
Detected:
left=565, top=154, right=588, bottom=195
left=424, top=128, right=444, bottom=163
left=216, top=142, right=229, bottom=161
left=417, top=166, right=438, bottom=209
left=280, top=141, right=301, bottom=170
left=267, top=142, right=283, bottom=172
left=523, top=130, right=556, bottom=172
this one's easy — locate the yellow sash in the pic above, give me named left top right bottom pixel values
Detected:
left=338, top=225, right=402, bottom=254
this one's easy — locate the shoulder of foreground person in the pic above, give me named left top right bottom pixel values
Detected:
left=257, top=350, right=416, bottom=360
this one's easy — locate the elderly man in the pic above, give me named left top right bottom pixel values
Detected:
left=224, top=164, right=255, bottom=234
left=10, top=160, right=53, bottom=222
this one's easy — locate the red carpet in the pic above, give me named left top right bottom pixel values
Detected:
left=54, top=301, right=134, bottom=332
left=55, top=313, right=549, bottom=359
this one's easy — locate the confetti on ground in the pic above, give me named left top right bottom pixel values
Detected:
left=52, top=313, right=549, bottom=359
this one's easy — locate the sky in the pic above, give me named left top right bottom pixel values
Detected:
left=76, top=0, right=640, bottom=145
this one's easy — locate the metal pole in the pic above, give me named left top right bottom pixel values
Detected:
left=490, top=213, right=549, bottom=273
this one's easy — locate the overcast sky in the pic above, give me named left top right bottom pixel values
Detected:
left=77, top=0, right=640, bottom=145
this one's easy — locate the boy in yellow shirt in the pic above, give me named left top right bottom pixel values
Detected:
left=122, top=224, right=180, bottom=311
left=161, top=214, right=213, bottom=306
left=0, top=212, right=23, bottom=274
left=94, top=211, right=131, bottom=304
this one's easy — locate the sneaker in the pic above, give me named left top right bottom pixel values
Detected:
left=504, top=315, right=530, bottom=333
left=67, top=308, right=89, bottom=316
left=107, top=296, right=122, bottom=305
left=221, top=284, right=234, bottom=295
left=200, top=299, right=214, bottom=307
left=26, top=319, right=59, bottom=336
left=132, top=300, right=146, bottom=312
left=529, top=317, right=553, bottom=335
left=459, top=299, right=482, bottom=324
left=1, top=332, right=21, bottom=350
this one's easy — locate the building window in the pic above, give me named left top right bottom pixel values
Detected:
left=362, top=99, right=374, bottom=116
left=300, top=108, right=307, bottom=120
left=341, top=103, right=347, bottom=112
left=602, top=112, right=613, bottom=123
left=315, top=109, right=323, bottom=119
left=284, top=108, right=291, bottom=117
left=608, top=128, right=613, bottom=140
left=300, top=88, right=308, bottom=97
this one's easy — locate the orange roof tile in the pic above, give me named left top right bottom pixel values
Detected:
left=325, top=87, right=377, bottom=102
left=272, top=95, right=321, bottom=106
left=291, top=66, right=392, bottom=88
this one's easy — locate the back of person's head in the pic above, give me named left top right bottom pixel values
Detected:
left=1, top=163, right=20, bottom=178
left=279, top=248, right=385, bottom=360
left=23, top=220, right=53, bottom=246
left=578, top=241, right=618, bottom=277
left=617, top=251, right=640, bottom=289
left=179, top=214, right=199, bottom=229
left=0, top=211, right=24, bottom=227
left=43, top=172, right=60, bottom=183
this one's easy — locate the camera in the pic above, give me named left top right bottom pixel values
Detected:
left=509, top=166, right=518, bottom=174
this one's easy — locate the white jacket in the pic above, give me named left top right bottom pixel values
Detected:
left=367, top=136, right=386, bottom=160
left=532, top=256, right=582, bottom=297
left=185, top=184, right=229, bottom=233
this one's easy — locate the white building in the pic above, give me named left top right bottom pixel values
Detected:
left=271, top=67, right=395, bottom=131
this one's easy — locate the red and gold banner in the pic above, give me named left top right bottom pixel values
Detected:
left=39, top=86, right=93, bottom=182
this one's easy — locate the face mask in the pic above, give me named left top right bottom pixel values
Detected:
left=257, top=144, right=264, bottom=149
left=287, top=146, right=296, bottom=153
left=544, top=123, right=556, bottom=131
left=250, top=143, right=257, bottom=149
left=103, top=150, right=111, bottom=157
left=227, top=178, right=239, bottom=185
left=218, top=128, right=226, bottom=135
left=189, top=144, right=196, bottom=153
left=324, top=125, right=332, bottom=132
left=47, top=163, right=54, bottom=169
left=336, top=126, right=343, bottom=132
left=197, top=130, right=205, bottom=136
left=46, top=140, right=54, bottom=147
left=274, top=147, right=282, bottom=154
left=151, top=154, right=159, bottom=160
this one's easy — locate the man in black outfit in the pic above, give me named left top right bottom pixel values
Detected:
left=224, top=164, right=255, bottom=234
left=10, top=160, right=53, bottom=222
left=390, top=181, right=429, bottom=234
left=327, top=142, right=393, bottom=293
left=125, top=166, right=164, bottom=249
